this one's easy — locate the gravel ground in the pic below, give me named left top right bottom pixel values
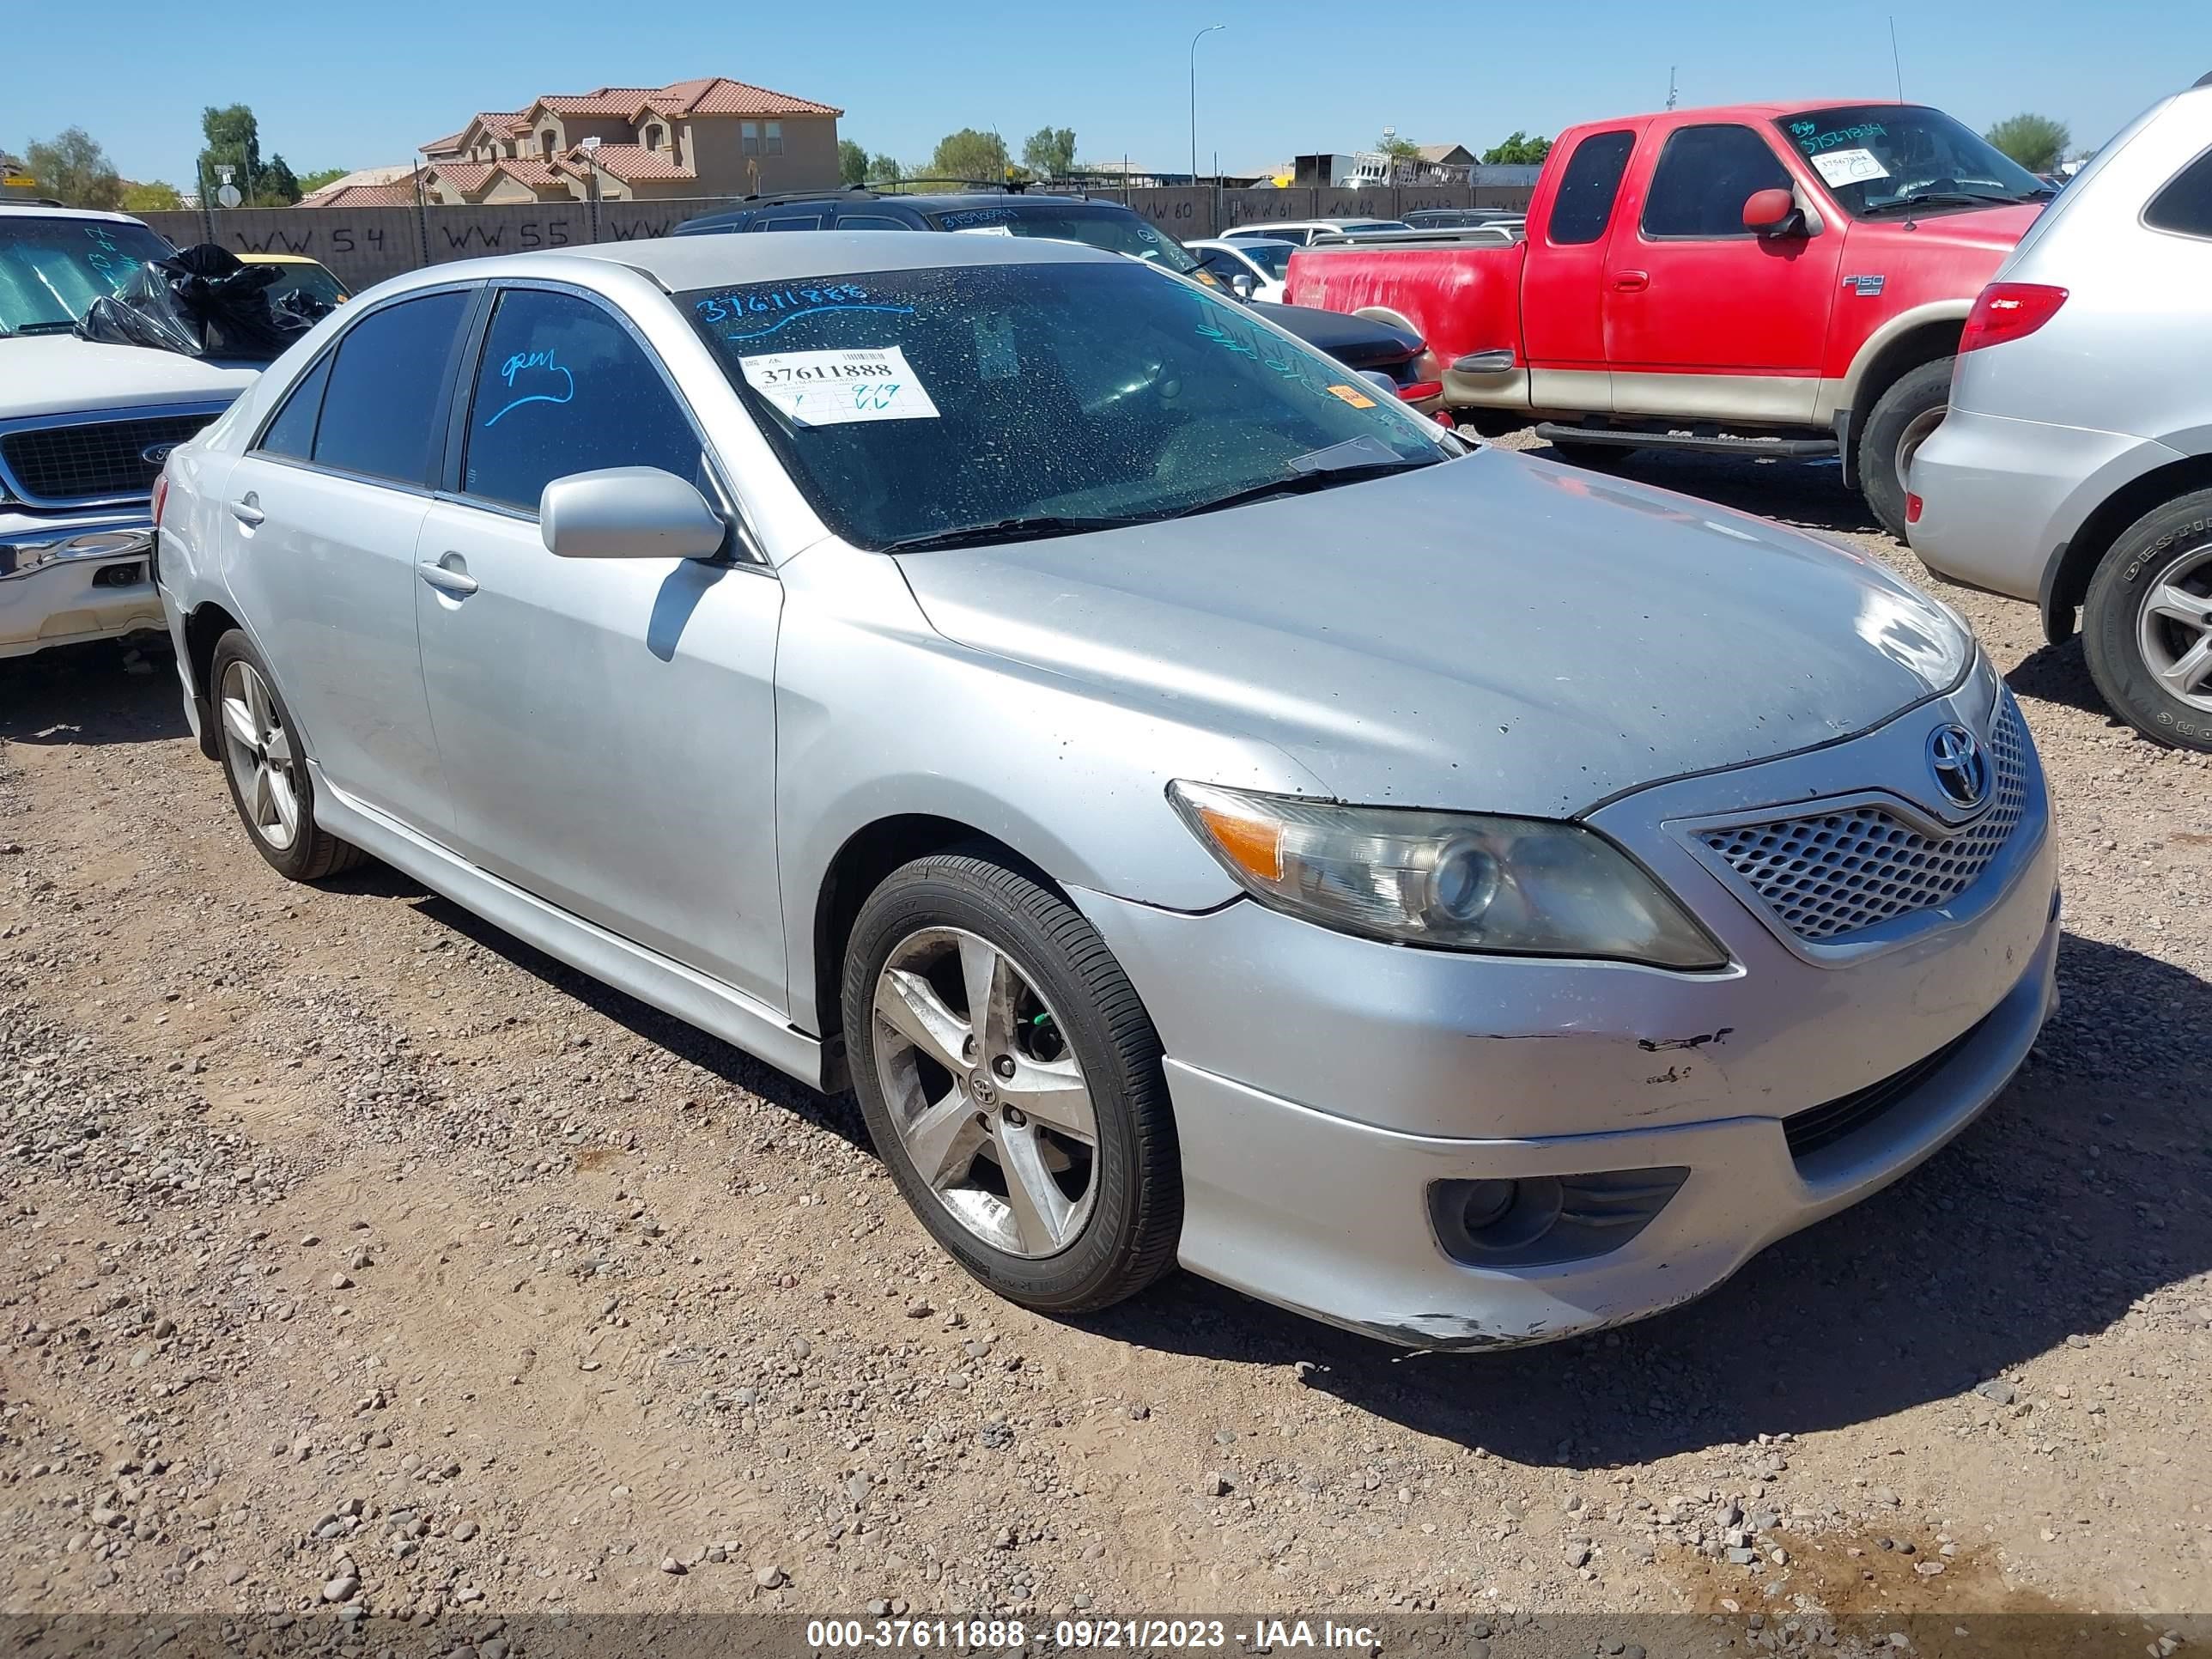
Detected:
left=2, top=444, right=2208, bottom=1646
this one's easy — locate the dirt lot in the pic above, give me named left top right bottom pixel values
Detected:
left=3, top=447, right=2208, bottom=1649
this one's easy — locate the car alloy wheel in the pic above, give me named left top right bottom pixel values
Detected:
left=870, top=926, right=1098, bottom=1258
left=2135, top=543, right=2212, bottom=715
left=218, top=658, right=301, bottom=852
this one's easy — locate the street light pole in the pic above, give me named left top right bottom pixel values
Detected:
left=1189, top=23, right=1224, bottom=184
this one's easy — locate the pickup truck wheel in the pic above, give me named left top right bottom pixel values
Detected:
left=842, top=849, right=1182, bottom=1315
left=1859, top=357, right=1954, bottom=539
left=2081, top=489, right=2212, bottom=753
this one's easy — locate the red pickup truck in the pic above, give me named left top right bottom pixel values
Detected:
left=1285, top=101, right=2054, bottom=536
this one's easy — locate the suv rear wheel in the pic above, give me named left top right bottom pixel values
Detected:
left=2081, top=489, right=2212, bottom=752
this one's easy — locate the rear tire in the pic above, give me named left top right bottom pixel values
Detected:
left=842, top=849, right=1182, bottom=1315
left=209, top=630, right=365, bottom=882
left=1859, top=357, right=1954, bottom=540
left=2081, top=489, right=2212, bottom=752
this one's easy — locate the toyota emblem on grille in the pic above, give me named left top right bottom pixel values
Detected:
left=1927, top=724, right=1991, bottom=811
left=141, top=444, right=176, bottom=465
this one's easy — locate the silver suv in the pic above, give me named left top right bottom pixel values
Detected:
left=1906, top=72, right=2212, bottom=750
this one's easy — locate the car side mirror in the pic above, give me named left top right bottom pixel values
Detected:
left=540, top=467, right=728, bottom=562
left=1229, top=271, right=1257, bottom=299
left=1741, top=188, right=1803, bottom=237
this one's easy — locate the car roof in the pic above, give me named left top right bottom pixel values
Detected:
left=238, top=252, right=325, bottom=265
left=374, top=228, right=1121, bottom=300
left=1191, top=235, right=1291, bottom=247
left=1567, top=99, right=1901, bottom=132
left=0, top=203, right=153, bottom=228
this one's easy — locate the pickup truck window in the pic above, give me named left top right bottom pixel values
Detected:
left=1549, top=131, right=1635, bottom=245
left=1776, top=106, right=2046, bottom=218
left=1642, top=125, right=1792, bottom=240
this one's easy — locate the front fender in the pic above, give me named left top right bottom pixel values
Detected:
left=771, top=544, right=1320, bottom=1034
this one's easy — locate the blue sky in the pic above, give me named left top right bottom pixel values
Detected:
left=15, top=0, right=2209, bottom=186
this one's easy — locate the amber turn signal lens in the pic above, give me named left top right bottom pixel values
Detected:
left=1194, top=804, right=1283, bottom=883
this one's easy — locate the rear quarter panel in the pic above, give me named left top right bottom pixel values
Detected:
left=1283, top=244, right=1527, bottom=368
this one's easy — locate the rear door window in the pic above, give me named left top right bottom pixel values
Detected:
left=460, top=287, right=705, bottom=515
left=753, top=214, right=823, bottom=231
left=1548, top=131, right=1636, bottom=244
left=255, top=351, right=334, bottom=461
left=2145, top=147, right=2212, bottom=238
left=311, top=290, right=471, bottom=484
left=1641, top=125, right=1792, bottom=239
left=836, top=214, right=915, bottom=229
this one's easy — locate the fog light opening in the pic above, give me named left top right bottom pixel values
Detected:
left=1428, top=1166, right=1688, bottom=1268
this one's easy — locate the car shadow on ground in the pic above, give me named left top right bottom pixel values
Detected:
left=362, top=880, right=877, bottom=1156
left=2003, top=634, right=2137, bottom=726
left=1074, top=927, right=2212, bottom=1466
left=0, top=638, right=188, bottom=746
left=363, top=838, right=2212, bottom=1468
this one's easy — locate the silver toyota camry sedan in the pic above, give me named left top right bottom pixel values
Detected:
left=155, top=234, right=2058, bottom=1350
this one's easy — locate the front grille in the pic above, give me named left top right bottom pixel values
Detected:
left=1784, top=1019, right=1982, bottom=1162
left=0, top=415, right=216, bottom=507
left=1698, top=696, right=2029, bottom=943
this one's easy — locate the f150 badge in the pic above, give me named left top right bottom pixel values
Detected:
left=1842, top=274, right=1887, bottom=297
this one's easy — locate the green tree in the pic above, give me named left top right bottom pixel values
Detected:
left=256, top=152, right=301, bottom=206
left=929, top=127, right=1009, bottom=184
left=1984, top=112, right=2069, bottom=173
left=120, top=179, right=183, bottom=211
left=868, top=152, right=903, bottom=186
left=295, top=167, right=349, bottom=197
left=1021, top=125, right=1076, bottom=178
left=24, top=127, right=124, bottom=210
left=197, top=103, right=264, bottom=205
left=1379, top=134, right=1420, bottom=160
left=1481, top=131, right=1552, bottom=166
left=838, top=138, right=869, bottom=186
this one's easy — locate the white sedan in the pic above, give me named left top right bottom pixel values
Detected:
left=1186, top=237, right=1292, bottom=303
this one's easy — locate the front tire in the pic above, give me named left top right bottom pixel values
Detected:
left=1859, top=357, right=1954, bottom=539
left=842, top=850, right=1182, bottom=1315
left=2081, top=489, right=2212, bottom=752
left=210, top=630, right=364, bottom=881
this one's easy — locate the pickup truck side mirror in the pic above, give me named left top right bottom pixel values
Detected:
left=1741, top=188, right=1805, bottom=238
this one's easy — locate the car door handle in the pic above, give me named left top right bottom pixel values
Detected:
left=1611, top=270, right=1650, bottom=293
left=228, top=495, right=264, bottom=526
left=416, top=559, right=479, bottom=597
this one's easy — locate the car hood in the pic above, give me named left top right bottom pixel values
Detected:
left=0, top=336, right=258, bottom=421
left=893, top=447, right=1970, bottom=817
left=1249, top=300, right=1421, bottom=368
left=1871, top=199, right=2045, bottom=253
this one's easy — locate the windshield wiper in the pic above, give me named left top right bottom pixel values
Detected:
left=2, top=319, right=80, bottom=337
left=879, top=514, right=1159, bottom=553
left=1164, top=447, right=1438, bottom=520
left=1860, top=188, right=2022, bottom=216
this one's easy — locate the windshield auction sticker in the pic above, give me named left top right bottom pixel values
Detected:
left=739, top=347, right=941, bottom=427
left=1811, top=147, right=1891, bottom=188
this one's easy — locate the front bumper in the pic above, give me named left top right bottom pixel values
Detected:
left=1072, top=677, right=2060, bottom=1350
left=1906, top=409, right=2177, bottom=602
left=0, top=509, right=162, bottom=659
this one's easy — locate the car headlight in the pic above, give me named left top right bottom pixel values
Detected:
left=1168, top=781, right=1729, bottom=969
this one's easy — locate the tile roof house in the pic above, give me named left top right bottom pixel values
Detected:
left=417, top=76, right=841, bottom=204
left=298, top=164, right=422, bottom=209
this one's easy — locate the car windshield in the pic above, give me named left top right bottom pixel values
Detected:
left=0, top=216, right=172, bottom=335
left=687, top=260, right=1449, bottom=550
left=1230, top=241, right=1291, bottom=279
left=926, top=204, right=1202, bottom=275
left=258, top=261, right=347, bottom=308
left=1777, top=106, right=2049, bottom=217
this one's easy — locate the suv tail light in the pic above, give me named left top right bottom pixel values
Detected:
left=1959, top=283, right=2068, bottom=353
